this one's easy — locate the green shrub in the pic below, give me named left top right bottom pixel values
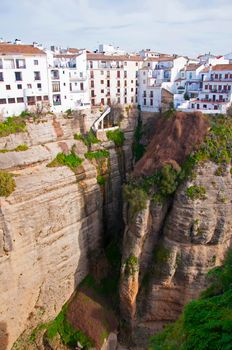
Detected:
left=85, top=150, right=109, bottom=160
left=149, top=250, right=232, bottom=350
left=123, top=184, right=148, bottom=217
left=0, top=116, right=27, bottom=137
left=0, top=171, right=16, bottom=197
left=125, top=255, right=139, bottom=276
left=106, top=129, right=125, bottom=147
left=97, top=175, right=106, bottom=186
left=133, top=114, right=146, bottom=162
left=0, top=144, right=29, bottom=153
left=47, top=152, right=83, bottom=171
left=30, top=305, right=93, bottom=349
left=65, top=108, right=73, bottom=116
left=186, top=185, right=206, bottom=200
left=74, top=129, right=100, bottom=147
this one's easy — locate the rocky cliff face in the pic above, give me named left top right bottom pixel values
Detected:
left=120, top=113, right=232, bottom=347
left=0, top=108, right=137, bottom=350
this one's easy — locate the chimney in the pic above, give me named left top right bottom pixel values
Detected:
left=14, top=39, right=22, bottom=45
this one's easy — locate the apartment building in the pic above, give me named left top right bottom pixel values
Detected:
left=0, top=42, right=49, bottom=117
left=48, top=50, right=90, bottom=113
left=189, top=64, right=232, bottom=113
left=87, top=53, right=143, bottom=107
left=138, top=56, right=188, bottom=112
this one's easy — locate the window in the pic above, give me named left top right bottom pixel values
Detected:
left=101, top=80, right=104, bottom=84
left=117, top=89, right=120, bottom=93
left=16, top=59, right=26, bottom=69
left=52, top=81, right=60, bottom=92
left=90, top=61, right=93, bottom=69
left=144, top=98, right=146, bottom=105
left=8, top=98, right=15, bottom=104
left=101, top=98, right=105, bottom=105
left=17, top=84, right=22, bottom=89
left=203, top=104, right=207, bottom=109
left=17, top=97, right=24, bottom=103
left=34, top=60, right=39, bottom=65
left=91, top=99, right=95, bottom=106
left=0, top=98, right=6, bottom=104
left=90, top=71, right=94, bottom=79
left=117, top=81, right=120, bottom=87
left=101, top=89, right=104, bottom=93
left=91, top=90, right=95, bottom=97
left=131, top=80, right=134, bottom=83
left=0, top=72, right=3, bottom=81
left=117, top=97, right=120, bottom=103
left=6, top=85, right=11, bottom=90
left=34, top=71, right=41, bottom=80
left=124, top=71, right=127, bottom=78
left=91, top=81, right=94, bottom=88
left=51, top=70, right=59, bottom=80
left=53, top=94, right=61, bottom=105
left=125, top=97, right=127, bottom=104
left=27, top=84, right=32, bottom=89
left=64, top=83, right=66, bottom=86
left=131, top=88, right=134, bottom=92
left=80, top=82, right=84, bottom=91
left=117, top=71, right=120, bottom=78
left=15, top=72, right=22, bottom=81
left=37, top=83, right=42, bottom=89
left=0, top=59, right=2, bottom=69
left=150, top=99, right=153, bottom=106
left=131, top=97, right=134, bottom=103
left=205, top=85, right=208, bottom=90
left=143, top=91, right=146, bottom=97
left=107, top=80, right=110, bottom=87
left=27, top=96, right=36, bottom=105
left=124, top=81, right=127, bottom=87
left=43, top=96, right=49, bottom=101
left=36, top=96, right=42, bottom=101
left=150, top=91, right=153, bottom=97
left=4, top=59, right=15, bottom=69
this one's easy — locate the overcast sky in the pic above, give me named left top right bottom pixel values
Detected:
left=1, top=0, right=232, bottom=57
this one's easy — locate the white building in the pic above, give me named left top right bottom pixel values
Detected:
left=87, top=53, right=143, bottom=107
left=0, top=42, right=49, bottom=118
left=48, top=50, right=90, bottom=113
left=138, top=56, right=188, bottom=112
left=98, top=44, right=125, bottom=56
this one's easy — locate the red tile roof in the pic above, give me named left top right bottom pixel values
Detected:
left=212, top=64, right=232, bottom=71
left=0, top=43, right=46, bottom=55
left=87, top=53, right=142, bottom=62
left=186, top=64, right=202, bottom=71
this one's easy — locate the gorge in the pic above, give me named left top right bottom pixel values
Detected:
left=0, top=108, right=232, bottom=350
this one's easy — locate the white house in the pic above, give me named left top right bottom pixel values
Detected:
left=138, top=56, right=188, bottom=112
left=87, top=53, right=143, bottom=107
left=0, top=42, right=49, bottom=118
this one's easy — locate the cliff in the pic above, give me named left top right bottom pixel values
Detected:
left=0, top=107, right=138, bottom=350
left=120, top=113, right=232, bottom=347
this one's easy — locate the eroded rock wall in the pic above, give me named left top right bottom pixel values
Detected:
left=0, top=108, right=138, bottom=350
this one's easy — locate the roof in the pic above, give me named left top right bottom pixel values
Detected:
left=87, top=53, right=142, bottom=62
left=0, top=43, right=46, bottom=55
left=201, top=67, right=210, bottom=73
left=67, top=48, right=80, bottom=53
left=212, top=64, right=232, bottom=71
left=54, top=54, right=80, bottom=59
left=186, top=64, right=201, bottom=71
left=147, top=56, right=176, bottom=62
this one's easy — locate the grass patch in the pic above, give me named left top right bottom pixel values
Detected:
left=0, top=171, right=16, bottom=197
left=74, top=129, right=100, bottom=148
left=97, top=175, right=106, bottom=186
left=123, top=183, right=148, bottom=217
left=106, top=129, right=125, bottom=147
left=125, top=255, right=139, bottom=276
left=186, top=185, right=206, bottom=200
left=85, top=150, right=110, bottom=160
left=0, top=144, right=29, bottom=153
left=0, top=116, right=27, bottom=137
left=30, top=305, right=93, bottom=349
left=47, top=152, right=83, bottom=171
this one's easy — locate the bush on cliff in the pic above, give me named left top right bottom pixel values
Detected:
left=123, top=183, right=148, bottom=217
left=47, top=152, right=83, bottom=171
left=0, top=116, right=27, bottom=137
left=74, top=129, right=100, bottom=147
left=0, top=171, right=16, bottom=197
left=106, top=129, right=125, bottom=147
left=149, top=249, right=232, bottom=350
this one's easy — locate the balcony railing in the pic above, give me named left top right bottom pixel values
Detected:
left=53, top=101, right=61, bottom=105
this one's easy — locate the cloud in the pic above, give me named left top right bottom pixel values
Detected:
left=0, top=0, right=232, bottom=56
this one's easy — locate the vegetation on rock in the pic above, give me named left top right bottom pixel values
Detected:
left=85, top=149, right=110, bottom=160
left=123, top=183, right=148, bottom=217
left=149, top=249, right=232, bottom=350
left=47, top=151, right=83, bottom=171
left=0, top=116, right=27, bottom=137
left=186, top=185, right=206, bottom=200
left=0, top=144, right=29, bottom=153
left=0, top=171, right=16, bottom=197
left=133, top=112, right=146, bottom=162
left=125, top=255, right=139, bottom=276
left=106, top=129, right=125, bottom=147
left=74, top=129, right=100, bottom=147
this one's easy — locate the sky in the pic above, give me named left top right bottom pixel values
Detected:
left=0, top=0, right=232, bottom=57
